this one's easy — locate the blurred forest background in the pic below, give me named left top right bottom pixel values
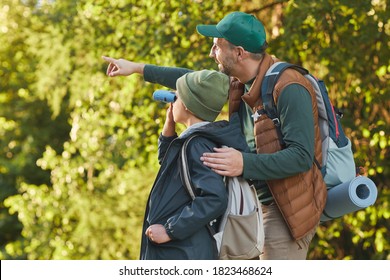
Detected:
left=0, top=0, right=388, bottom=260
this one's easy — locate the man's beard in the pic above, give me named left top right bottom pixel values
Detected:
left=217, top=58, right=235, bottom=77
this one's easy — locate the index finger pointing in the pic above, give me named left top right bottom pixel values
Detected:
left=102, top=56, right=115, bottom=63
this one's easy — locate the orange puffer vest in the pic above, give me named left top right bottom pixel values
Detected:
left=229, top=54, right=327, bottom=240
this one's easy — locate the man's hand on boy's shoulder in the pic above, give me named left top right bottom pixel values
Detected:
left=200, top=147, right=243, bottom=177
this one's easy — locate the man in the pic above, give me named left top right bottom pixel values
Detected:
left=102, top=11, right=327, bottom=260
left=196, top=11, right=327, bottom=260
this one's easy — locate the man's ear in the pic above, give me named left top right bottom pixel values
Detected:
left=236, top=46, right=246, bottom=61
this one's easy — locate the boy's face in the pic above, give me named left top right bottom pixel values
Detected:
left=172, top=95, right=189, bottom=124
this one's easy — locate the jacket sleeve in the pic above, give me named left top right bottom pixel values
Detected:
left=144, top=65, right=193, bottom=89
left=164, top=137, right=228, bottom=240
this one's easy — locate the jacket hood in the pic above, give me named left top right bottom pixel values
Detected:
left=185, top=113, right=250, bottom=153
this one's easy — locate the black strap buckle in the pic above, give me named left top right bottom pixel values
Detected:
left=272, top=117, right=281, bottom=126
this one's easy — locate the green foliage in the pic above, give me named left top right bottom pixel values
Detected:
left=1, top=0, right=388, bottom=260
left=0, top=0, right=71, bottom=255
left=309, top=186, right=389, bottom=260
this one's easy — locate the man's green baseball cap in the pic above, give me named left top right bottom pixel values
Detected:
left=196, top=11, right=266, bottom=53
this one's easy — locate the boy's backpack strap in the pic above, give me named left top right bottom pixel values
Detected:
left=180, top=134, right=199, bottom=200
left=179, top=134, right=217, bottom=237
left=261, top=62, right=309, bottom=147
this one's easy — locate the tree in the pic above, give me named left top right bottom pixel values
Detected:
left=0, top=0, right=71, bottom=258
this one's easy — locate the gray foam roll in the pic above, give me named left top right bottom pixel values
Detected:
left=321, top=176, right=378, bottom=222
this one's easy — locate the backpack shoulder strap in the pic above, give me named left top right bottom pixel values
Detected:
left=180, top=134, right=199, bottom=200
left=179, top=134, right=218, bottom=237
left=261, top=62, right=309, bottom=147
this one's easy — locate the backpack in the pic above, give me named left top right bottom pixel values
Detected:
left=180, top=135, right=264, bottom=260
left=261, top=62, right=356, bottom=188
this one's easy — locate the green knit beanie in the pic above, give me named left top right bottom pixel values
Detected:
left=176, top=70, right=229, bottom=122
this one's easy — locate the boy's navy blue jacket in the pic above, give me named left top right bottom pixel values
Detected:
left=140, top=113, right=249, bottom=260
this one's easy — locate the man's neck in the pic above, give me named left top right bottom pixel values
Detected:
left=234, top=58, right=263, bottom=84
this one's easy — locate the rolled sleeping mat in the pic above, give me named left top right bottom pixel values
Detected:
left=321, top=176, right=378, bottom=222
